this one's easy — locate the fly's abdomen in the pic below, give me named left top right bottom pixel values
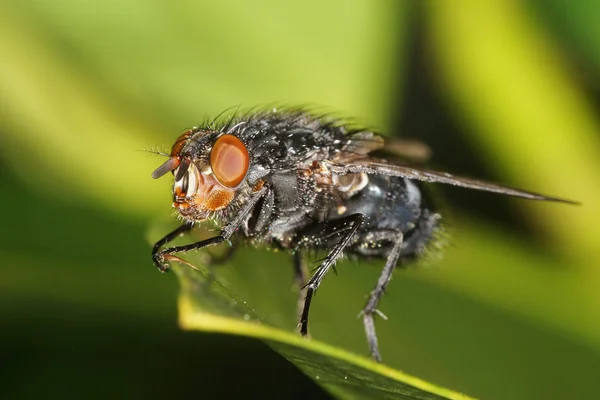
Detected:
left=339, top=175, right=440, bottom=260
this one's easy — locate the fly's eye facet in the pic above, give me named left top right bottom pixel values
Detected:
left=210, top=134, right=249, bottom=188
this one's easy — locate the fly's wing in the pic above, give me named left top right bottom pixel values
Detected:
left=325, top=157, right=577, bottom=204
left=373, top=138, right=432, bottom=163
left=341, top=132, right=431, bottom=163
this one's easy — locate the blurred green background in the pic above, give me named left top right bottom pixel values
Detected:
left=2, top=0, right=600, bottom=399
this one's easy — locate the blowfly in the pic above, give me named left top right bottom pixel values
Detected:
left=151, top=108, right=575, bottom=362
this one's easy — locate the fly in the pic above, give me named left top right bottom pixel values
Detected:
left=150, top=108, right=576, bottom=362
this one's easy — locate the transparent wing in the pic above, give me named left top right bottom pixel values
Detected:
left=342, top=132, right=431, bottom=163
left=325, top=157, right=577, bottom=204
left=375, top=138, right=432, bottom=163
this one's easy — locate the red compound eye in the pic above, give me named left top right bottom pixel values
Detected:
left=210, top=134, right=249, bottom=188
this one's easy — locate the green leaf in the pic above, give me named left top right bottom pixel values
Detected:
left=163, top=230, right=475, bottom=400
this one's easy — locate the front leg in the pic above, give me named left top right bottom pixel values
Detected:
left=295, top=213, right=365, bottom=337
left=153, top=236, right=226, bottom=273
left=152, top=222, right=193, bottom=272
left=152, top=186, right=267, bottom=273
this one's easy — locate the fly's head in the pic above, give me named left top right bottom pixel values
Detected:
left=152, top=129, right=250, bottom=221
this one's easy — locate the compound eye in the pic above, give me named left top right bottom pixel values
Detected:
left=210, top=134, right=249, bottom=188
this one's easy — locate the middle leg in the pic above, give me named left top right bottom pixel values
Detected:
left=295, top=213, right=365, bottom=337
left=292, top=251, right=308, bottom=324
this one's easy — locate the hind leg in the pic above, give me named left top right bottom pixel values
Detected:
left=359, top=230, right=404, bottom=362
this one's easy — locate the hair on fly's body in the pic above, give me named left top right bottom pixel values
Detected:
left=150, top=106, right=577, bottom=363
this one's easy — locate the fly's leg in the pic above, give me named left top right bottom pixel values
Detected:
left=293, top=251, right=308, bottom=322
left=359, top=230, right=404, bottom=363
left=152, top=221, right=238, bottom=271
left=153, top=236, right=226, bottom=273
left=152, top=186, right=267, bottom=273
left=152, top=222, right=194, bottom=272
left=297, top=213, right=365, bottom=337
